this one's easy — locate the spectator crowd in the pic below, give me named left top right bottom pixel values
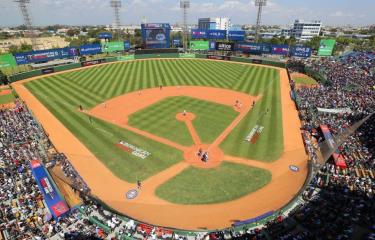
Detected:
left=0, top=51, right=374, bottom=239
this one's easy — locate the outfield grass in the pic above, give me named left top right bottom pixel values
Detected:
left=128, top=96, right=238, bottom=146
left=292, top=76, right=317, bottom=85
left=155, top=161, right=272, bottom=204
left=220, top=73, right=283, bottom=162
left=25, top=59, right=283, bottom=183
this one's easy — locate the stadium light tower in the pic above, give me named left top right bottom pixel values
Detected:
left=254, top=0, right=267, bottom=43
left=110, top=0, right=122, bottom=40
left=180, top=0, right=190, bottom=52
left=14, top=0, right=37, bottom=50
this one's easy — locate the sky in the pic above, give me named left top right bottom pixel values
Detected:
left=0, top=0, right=374, bottom=27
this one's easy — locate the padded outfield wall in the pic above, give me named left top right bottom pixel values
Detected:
left=8, top=54, right=286, bottom=82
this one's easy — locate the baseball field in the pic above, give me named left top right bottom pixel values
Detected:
left=13, top=58, right=308, bottom=229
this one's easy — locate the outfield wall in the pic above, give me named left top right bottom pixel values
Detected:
left=8, top=54, right=286, bottom=82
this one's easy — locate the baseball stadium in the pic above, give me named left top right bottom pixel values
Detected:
left=0, top=1, right=374, bottom=240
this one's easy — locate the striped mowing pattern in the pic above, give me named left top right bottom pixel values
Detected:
left=25, top=59, right=282, bottom=182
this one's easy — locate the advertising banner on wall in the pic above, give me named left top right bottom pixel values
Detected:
left=271, top=45, right=290, bottom=55
left=101, top=41, right=125, bottom=52
left=235, top=42, right=262, bottom=54
left=14, top=47, right=78, bottom=65
left=98, top=32, right=113, bottom=39
left=173, top=39, right=181, bottom=47
left=141, top=23, right=171, bottom=49
left=191, top=29, right=208, bottom=39
left=318, top=39, right=336, bottom=56
left=0, top=53, right=17, bottom=68
left=124, top=41, right=131, bottom=50
left=290, top=46, right=312, bottom=58
left=216, top=42, right=234, bottom=51
left=189, top=41, right=209, bottom=50
left=79, top=44, right=102, bottom=56
left=208, top=30, right=226, bottom=39
left=209, top=41, right=216, bottom=51
left=228, top=31, right=245, bottom=41
left=29, top=159, right=69, bottom=219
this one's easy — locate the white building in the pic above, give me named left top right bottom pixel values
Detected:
left=198, top=17, right=231, bottom=30
left=291, top=20, right=322, bottom=41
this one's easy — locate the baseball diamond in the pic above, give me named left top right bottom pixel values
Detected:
left=12, top=58, right=308, bottom=230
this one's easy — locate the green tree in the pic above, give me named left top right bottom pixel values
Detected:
left=286, top=36, right=297, bottom=46
left=19, top=43, right=32, bottom=52
left=305, top=36, right=321, bottom=51
left=0, top=70, right=8, bottom=85
left=67, top=29, right=80, bottom=37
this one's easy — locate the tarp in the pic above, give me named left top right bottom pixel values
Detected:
left=29, top=159, right=70, bottom=219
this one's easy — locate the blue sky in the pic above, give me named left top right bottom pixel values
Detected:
left=0, top=0, right=374, bottom=26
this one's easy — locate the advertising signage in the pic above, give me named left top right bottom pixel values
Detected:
left=124, top=41, right=131, bottom=50
left=291, top=46, right=312, bottom=58
left=228, top=31, right=245, bottom=41
left=79, top=44, right=102, bottom=56
left=98, top=32, right=113, bottom=39
left=14, top=47, right=78, bottom=65
left=190, top=41, right=209, bottom=50
left=216, top=42, right=234, bottom=51
left=191, top=29, right=208, bottom=39
left=208, top=30, right=226, bottom=39
left=101, top=41, right=125, bottom=52
left=141, top=23, right=171, bottom=49
left=318, top=39, right=336, bottom=56
left=0, top=53, right=17, bottom=68
left=236, top=42, right=262, bottom=54
left=271, top=45, right=289, bottom=55
left=209, top=41, right=216, bottom=51
left=173, top=39, right=181, bottom=47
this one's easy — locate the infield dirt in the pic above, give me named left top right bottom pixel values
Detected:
left=12, top=60, right=308, bottom=230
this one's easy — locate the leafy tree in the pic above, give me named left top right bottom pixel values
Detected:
left=66, top=29, right=80, bottom=37
left=19, top=43, right=32, bottom=52
left=0, top=70, right=8, bottom=85
left=305, top=36, right=321, bottom=51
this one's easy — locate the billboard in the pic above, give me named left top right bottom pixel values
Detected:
left=191, top=29, right=208, bottom=39
left=124, top=41, right=131, bottom=50
left=228, top=31, right=245, bottom=41
left=208, top=30, right=226, bottom=39
left=101, top=41, right=125, bottom=52
left=14, top=47, right=78, bottom=65
left=235, top=42, right=272, bottom=55
left=98, top=32, right=112, bottom=39
left=209, top=41, right=216, bottom=51
left=290, top=46, right=312, bottom=58
left=318, top=39, right=336, bottom=56
left=29, top=159, right=69, bottom=219
left=173, top=39, right=181, bottom=47
left=0, top=53, right=17, bottom=68
left=79, top=44, right=102, bottom=56
left=190, top=41, right=209, bottom=50
left=271, top=45, right=290, bottom=55
left=216, top=42, right=234, bottom=51
left=141, top=23, right=171, bottom=49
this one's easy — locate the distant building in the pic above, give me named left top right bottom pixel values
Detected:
left=198, top=17, right=231, bottom=30
left=291, top=20, right=322, bottom=41
left=281, top=29, right=291, bottom=38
